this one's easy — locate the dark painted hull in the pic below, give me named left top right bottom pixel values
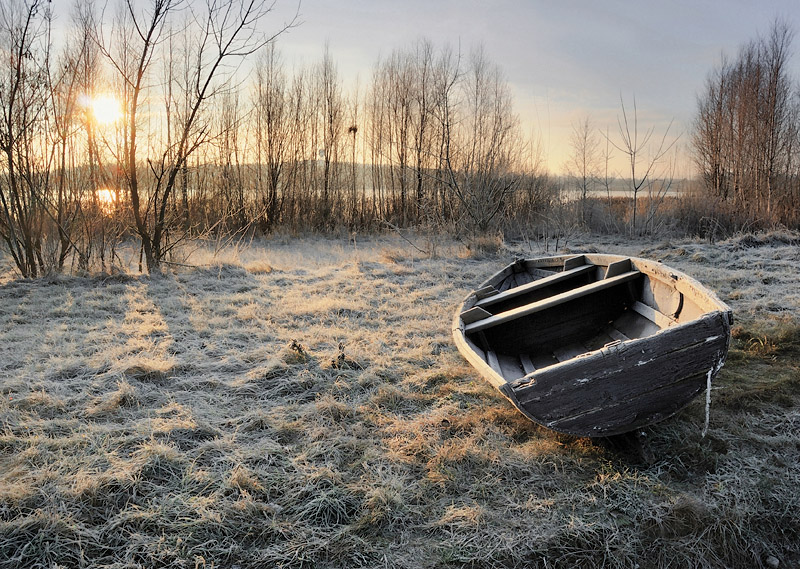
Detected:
left=453, top=254, right=732, bottom=437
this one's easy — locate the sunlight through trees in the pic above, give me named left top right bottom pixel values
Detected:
left=1, top=1, right=799, bottom=276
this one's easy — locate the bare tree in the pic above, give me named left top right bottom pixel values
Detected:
left=315, top=46, right=343, bottom=228
left=216, top=89, right=247, bottom=230
left=429, top=44, right=461, bottom=222
left=47, top=3, right=87, bottom=270
left=253, top=44, right=289, bottom=231
left=601, top=125, right=615, bottom=199
left=0, top=0, right=55, bottom=277
left=565, top=115, right=600, bottom=223
left=694, top=19, right=799, bottom=224
left=367, top=62, right=388, bottom=221
left=411, top=40, right=434, bottom=218
left=441, top=46, right=522, bottom=234
left=610, top=95, right=678, bottom=235
left=368, top=41, right=442, bottom=226
left=100, top=0, right=295, bottom=272
left=374, top=49, right=414, bottom=222
left=694, top=55, right=730, bottom=201
left=64, top=0, right=126, bottom=272
left=346, top=82, right=360, bottom=227
left=284, top=65, right=309, bottom=229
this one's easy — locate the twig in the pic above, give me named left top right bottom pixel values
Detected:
left=381, top=219, right=428, bottom=255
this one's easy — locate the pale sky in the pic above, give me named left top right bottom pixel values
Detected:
left=48, top=1, right=800, bottom=176
left=269, top=0, right=800, bottom=176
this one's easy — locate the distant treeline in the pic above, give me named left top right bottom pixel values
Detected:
left=0, top=1, right=798, bottom=276
left=1, top=0, right=561, bottom=275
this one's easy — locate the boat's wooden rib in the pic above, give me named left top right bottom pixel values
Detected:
left=614, top=310, right=660, bottom=340
left=496, top=353, right=525, bottom=381
left=632, top=300, right=676, bottom=329
left=497, top=278, right=514, bottom=292
left=486, top=350, right=503, bottom=376
left=453, top=253, right=733, bottom=437
left=465, top=270, right=641, bottom=334
left=553, top=343, right=588, bottom=363
left=585, top=330, right=617, bottom=349
left=531, top=353, right=560, bottom=370
left=514, top=271, right=535, bottom=286
left=464, top=336, right=485, bottom=361
left=519, top=354, right=536, bottom=375
left=642, top=276, right=684, bottom=319
left=605, top=326, right=630, bottom=342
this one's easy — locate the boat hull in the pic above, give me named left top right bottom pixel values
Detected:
left=453, top=254, right=732, bottom=437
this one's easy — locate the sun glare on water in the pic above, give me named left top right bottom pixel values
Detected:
left=96, top=188, right=117, bottom=214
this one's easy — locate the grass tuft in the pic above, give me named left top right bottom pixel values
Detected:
left=459, top=233, right=506, bottom=259
left=86, top=378, right=138, bottom=416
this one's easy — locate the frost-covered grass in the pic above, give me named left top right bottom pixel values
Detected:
left=1, top=232, right=798, bottom=568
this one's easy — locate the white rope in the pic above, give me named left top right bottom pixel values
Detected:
left=701, top=367, right=713, bottom=438
left=702, top=358, right=724, bottom=438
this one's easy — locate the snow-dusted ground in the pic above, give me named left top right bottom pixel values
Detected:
left=0, top=231, right=797, bottom=567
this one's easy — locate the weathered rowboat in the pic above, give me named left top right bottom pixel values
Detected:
left=453, top=254, right=733, bottom=437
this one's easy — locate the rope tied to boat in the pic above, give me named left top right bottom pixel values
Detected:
left=702, top=357, right=725, bottom=438
left=702, top=368, right=712, bottom=438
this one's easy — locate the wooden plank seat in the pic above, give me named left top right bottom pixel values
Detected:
left=604, top=258, right=632, bottom=279
left=464, top=270, right=642, bottom=334
left=459, top=306, right=492, bottom=324
left=474, top=264, right=596, bottom=310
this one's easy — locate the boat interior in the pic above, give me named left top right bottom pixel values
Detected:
left=459, top=255, right=703, bottom=381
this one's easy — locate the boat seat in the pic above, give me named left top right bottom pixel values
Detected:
left=604, top=258, right=632, bottom=279
left=474, top=264, right=596, bottom=310
left=464, top=270, right=642, bottom=334
left=563, top=254, right=586, bottom=270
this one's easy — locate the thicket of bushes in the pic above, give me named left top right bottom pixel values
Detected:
left=1, top=2, right=798, bottom=277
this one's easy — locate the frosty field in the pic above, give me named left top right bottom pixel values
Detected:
left=1, top=233, right=798, bottom=568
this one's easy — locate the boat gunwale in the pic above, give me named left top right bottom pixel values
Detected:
left=452, top=253, right=733, bottom=391
left=469, top=254, right=730, bottom=313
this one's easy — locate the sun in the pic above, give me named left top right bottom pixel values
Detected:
left=86, top=94, right=122, bottom=125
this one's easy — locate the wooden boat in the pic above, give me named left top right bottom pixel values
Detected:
left=453, top=254, right=732, bottom=437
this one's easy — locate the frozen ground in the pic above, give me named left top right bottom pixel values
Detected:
left=0, top=231, right=798, bottom=568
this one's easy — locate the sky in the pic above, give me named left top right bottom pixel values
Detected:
left=267, top=0, right=800, bottom=176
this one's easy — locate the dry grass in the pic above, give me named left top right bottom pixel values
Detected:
left=1, top=232, right=799, bottom=568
